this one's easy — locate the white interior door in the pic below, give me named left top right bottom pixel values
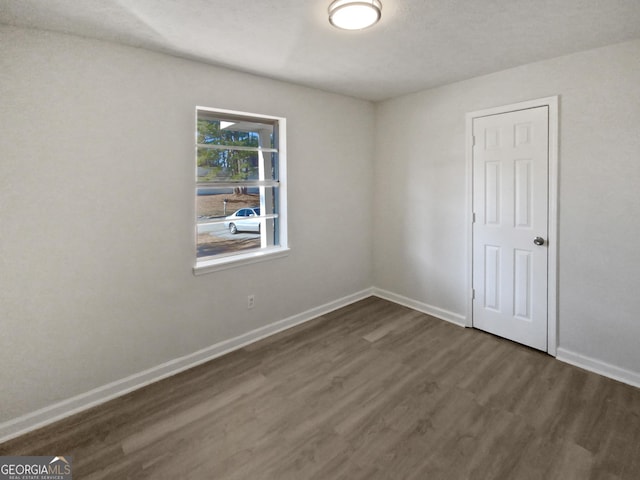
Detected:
left=472, top=106, right=549, bottom=351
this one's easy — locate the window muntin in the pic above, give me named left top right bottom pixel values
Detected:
left=195, top=108, right=286, bottom=270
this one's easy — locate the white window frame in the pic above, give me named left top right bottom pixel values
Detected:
left=193, top=107, right=288, bottom=275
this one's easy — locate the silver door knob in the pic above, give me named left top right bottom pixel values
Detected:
left=533, top=236, right=545, bottom=246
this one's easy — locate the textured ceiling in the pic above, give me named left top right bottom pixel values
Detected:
left=2, top=0, right=640, bottom=101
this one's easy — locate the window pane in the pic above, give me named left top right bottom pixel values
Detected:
left=197, top=148, right=259, bottom=182
left=196, top=187, right=279, bottom=259
left=197, top=149, right=278, bottom=183
left=197, top=188, right=267, bottom=219
left=197, top=225, right=263, bottom=258
left=197, top=118, right=274, bottom=149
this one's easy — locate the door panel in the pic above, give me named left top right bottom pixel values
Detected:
left=472, top=106, right=549, bottom=351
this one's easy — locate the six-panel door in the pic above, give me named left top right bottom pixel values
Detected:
left=472, top=106, right=549, bottom=351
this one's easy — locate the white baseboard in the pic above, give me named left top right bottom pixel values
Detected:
left=371, top=287, right=467, bottom=327
left=371, top=288, right=639, bottom=390
left=556, top=348, right=640, bottom=390
left=0, top=288, right=374, bottom=444
left=6, top=288, right=635, bottom=445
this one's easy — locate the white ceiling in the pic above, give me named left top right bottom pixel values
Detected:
left=2, top=0, right=640, bottom=101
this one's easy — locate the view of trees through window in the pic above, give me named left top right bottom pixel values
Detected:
left=197, top=119, right=262, bottom=190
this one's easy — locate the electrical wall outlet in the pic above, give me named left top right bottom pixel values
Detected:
left=247, top=294, right=255, bottom=309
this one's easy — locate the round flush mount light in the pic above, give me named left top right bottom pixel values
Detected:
left=328, top=0, right=382, bottom=30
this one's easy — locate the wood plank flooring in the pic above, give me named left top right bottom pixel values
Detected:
left=2, top=297, right=639, bottom=479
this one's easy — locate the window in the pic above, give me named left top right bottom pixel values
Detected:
left=194, top=107, right=288, bottom=274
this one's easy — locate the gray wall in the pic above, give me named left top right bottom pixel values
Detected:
left=0, top=26, right=374, bottom=422
left=373, top=39, right=640, bottom=376
left=2, top=24, right=639, bottom=429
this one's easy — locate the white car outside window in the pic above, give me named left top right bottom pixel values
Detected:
left=224, top=207, right=261, bottom=234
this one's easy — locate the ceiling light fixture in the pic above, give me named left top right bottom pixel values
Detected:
left=328, top=0, right=382, bottom=30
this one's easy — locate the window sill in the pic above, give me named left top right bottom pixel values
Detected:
left=193, top=246, right=290, bottom=275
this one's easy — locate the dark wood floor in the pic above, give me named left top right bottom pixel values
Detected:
left=2, top=297, right=639, bottom=479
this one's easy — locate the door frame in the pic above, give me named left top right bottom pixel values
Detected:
left=465, top=96, right=559, bottom=356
